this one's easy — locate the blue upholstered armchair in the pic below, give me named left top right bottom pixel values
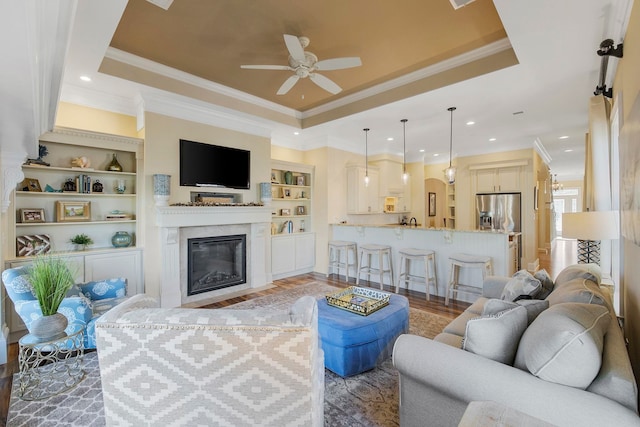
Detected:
left=2, top=265, right=128, bottom=349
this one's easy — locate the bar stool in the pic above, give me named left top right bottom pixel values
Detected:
left=327, top=240, right=358, bottom=282
left=396, top=248, right=437, bottom=300
left=356, top=244, right=394, bottom=290
left=445, top=253, right=493, bottom=306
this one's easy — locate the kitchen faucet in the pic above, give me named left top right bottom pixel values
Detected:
left=410, top=217, right=417, bottom=227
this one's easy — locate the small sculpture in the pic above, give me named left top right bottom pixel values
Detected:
left=71, top=156, right=91, bottom=168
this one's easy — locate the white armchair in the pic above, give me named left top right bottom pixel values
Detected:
left=95, top=294, right=324, bottom=427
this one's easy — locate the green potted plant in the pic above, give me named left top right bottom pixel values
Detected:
left=28, top=255, right=75, bottom=341
left=70, top=233, right=93, bottom=251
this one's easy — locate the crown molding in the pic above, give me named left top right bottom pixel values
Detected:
left=104, top=47, right=300, bottom=119
left=534, top=137, right=552, bottom=165
left=301, top=38, right=512, bottom=119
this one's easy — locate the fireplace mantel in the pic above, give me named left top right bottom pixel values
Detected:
left=156, top=205, right=272, bottom=308
left=155, top=205, right=272, bottom=227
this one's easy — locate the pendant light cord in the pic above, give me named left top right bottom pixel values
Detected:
left=448, top=107, right=456, bottom=167
left=401, top=119, right=407, bottom=173
left=364, top=128, right=370, bottom=178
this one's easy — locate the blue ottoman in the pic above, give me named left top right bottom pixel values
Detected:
left=317, top=293, right=410, bottom=377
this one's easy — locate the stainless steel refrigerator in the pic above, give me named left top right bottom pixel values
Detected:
left=476, top=192, right=521, bottom=233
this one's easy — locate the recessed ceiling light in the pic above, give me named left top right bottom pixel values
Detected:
left=293, top=131, right=299, bottom=135
left=559, top=135, right=569, bottom=139
left=489, top=138, right=496, bottom=142
left=387, top=137, right=394, bottom=141
left=80, top=75, right=91, bottom=82
left=433, top=153, right=439, bottom=157
left=419, top=149, right=425, bottom=153
left=466, top=121, right=475, bottom=126
left=564, top=149, right=573, bottom=152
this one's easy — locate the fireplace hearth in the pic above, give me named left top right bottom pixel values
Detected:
left=187, top=234, right=247, bottom=295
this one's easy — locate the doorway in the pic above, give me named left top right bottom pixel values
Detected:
left=552, top=187, right=581, bottom=237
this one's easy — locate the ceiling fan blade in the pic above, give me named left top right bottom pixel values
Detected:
left=240, top=65, right=291, bottom=70
left=309, top=73, right=342, bottom=94
left=315, top=57, right=362, bottom=71
left=277, top=75, right=300, bottom=95
left=283, top=34, right=306, bottom=62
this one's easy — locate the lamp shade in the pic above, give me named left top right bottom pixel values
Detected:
left=562, top=211, right=619, bottom=240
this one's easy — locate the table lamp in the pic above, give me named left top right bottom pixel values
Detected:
left=562, top=211, right=619, bottom=264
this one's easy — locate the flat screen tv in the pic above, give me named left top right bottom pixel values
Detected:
left=179, top=139, right=250, bottom=189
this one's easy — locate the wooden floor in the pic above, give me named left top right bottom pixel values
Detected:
left=0, top=242, right=568, bottom=425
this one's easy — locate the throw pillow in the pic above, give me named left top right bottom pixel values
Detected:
left=514, top=303, right=610, bottom=389
left=483, top=298, right=549, bottom=325
left=554, top=264, right=602, bottom=288
left=500, top=270, right=542, bottom=302
left=462, top=305, right=528, bottom=365
left=546, top=277, right=608, bottom=308
left=534, top=269, right=554, bottom=299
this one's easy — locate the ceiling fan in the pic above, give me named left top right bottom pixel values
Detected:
left=241, top=34, right=362, bottom=95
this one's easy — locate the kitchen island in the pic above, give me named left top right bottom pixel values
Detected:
left=331, top=224, right=518, bottom=303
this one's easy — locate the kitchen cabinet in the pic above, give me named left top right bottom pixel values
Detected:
left=475, top=166, right=521, bottom=193
left=346, top=165, right=381, bottom=214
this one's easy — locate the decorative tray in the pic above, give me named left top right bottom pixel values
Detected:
left=325, top=286, right=391, bottom=316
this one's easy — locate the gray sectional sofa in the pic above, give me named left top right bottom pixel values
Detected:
left=393, top=264, right=640, bottom=427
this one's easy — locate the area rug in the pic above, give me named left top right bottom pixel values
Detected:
left=7, top=282, right=451, bottom=426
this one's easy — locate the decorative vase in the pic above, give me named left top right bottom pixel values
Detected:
left=30, top=312, right=68, bottom=343
left=112, top=231, right=132, bottom=248
left=260, top=182, right=272, bottom=205
left=107, top=153, right=123, bottom=172
left=153, top=174, right=171, bottom=206
left=284, top=171, right=293, bottom=185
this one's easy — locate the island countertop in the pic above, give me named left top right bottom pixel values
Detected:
left=330, top=224, right=516, bottom=303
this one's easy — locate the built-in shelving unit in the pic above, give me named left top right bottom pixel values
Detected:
left=7, top=127, right=144, bottom=256
left=270, top=160, right=315, bottom=279
left=446, top=183, right=456, bottom=229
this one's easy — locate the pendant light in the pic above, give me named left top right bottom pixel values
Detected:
left=363, top=128, right=370, bottom=187
left=444, top=107, right=457, bottom=184
left=401, top=119, right=409, bottom=184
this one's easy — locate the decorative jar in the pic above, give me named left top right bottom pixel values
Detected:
left=107, top=153, right=123, bottom=172
left=111, top=231, right=132, bottom=248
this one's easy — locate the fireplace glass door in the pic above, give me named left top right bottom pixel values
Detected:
left=187, top=234, right=247, bottom=295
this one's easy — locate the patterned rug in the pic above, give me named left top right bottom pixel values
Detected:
left=7, top=282, right=451, bottom=427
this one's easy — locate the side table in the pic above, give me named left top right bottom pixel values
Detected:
left=18, top=323, right=86, bottom=400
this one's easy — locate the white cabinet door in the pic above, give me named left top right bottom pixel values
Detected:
left=271, top=235, right=296, bottom=275
left=476, top=169, right=497, bottom=193
left=347, top=166, right=380, bottom=213
left=84, top=249, right=143, bottom=295
left=495, top=167, right=521, bottom=192
left=295, top=233, right=315, bottom=270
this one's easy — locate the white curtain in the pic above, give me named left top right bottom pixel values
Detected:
left=585, top=95, right=613, bottom=276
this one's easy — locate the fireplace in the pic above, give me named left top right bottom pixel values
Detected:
left=187, top=234, right=246, bottom=295
left=155, top=205, right=272, bottom=308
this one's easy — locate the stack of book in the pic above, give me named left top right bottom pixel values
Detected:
left=106, top=212, right=133, bottom=221
left=76, top=174, right=92, bottom=193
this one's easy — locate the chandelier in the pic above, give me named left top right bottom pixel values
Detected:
left=552, top=174, right=563, bottom=192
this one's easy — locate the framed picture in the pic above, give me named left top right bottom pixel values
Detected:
left=19, top=178, right=42, bottom=192
left=271, top=171, right=279, bottom=183
left=16, top=234, right=51, bottom=257
left=296, top=205, right=306, bottom=215
left=296, top=176, right=305, bottom=186
left=55, top=201, right=91, bottom=222
left=428, top=192, right=436, bottom=217
left=281, top=187, right=292, bottom=199
left=19, top=208, right=46, bottom=223
left=280, top=208, right=291, bottom=216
